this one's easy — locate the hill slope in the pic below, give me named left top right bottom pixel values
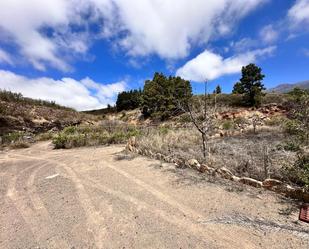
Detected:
left=268, top=80, right=309, bottom=93
left=0, top=90, right=97, bottom=135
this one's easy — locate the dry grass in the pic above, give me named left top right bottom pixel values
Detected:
left=9, top=141, right=30, bottom=149
left=137, top=127, right=296, bottom=181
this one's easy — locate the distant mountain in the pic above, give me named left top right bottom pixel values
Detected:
left=268, top=80, right=309, bottom=93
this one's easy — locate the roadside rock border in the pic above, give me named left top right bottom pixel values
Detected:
left=126, top=137, right=309, bottom=202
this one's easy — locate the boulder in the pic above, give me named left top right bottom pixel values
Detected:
left=239, top=177, right=262, bottom=188
left=173, top=158, right=185, bottom=168
left=217, top=167, right=234, bottom=180
left=232, top=176, right=240, bottom=182
left=126, top=136, right=137, bottom=152
left=126, top=144, right=134, bottom=152
left=155, top=153, right=164, bottom=160
left=262, top=179, right=283, bottom=189
left=186, top=159, right=201, bottom=171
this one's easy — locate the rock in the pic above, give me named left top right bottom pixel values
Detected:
left=217, top=167, right=234, bottom=180
left=186, top=159, right=201, bottom=171
left=155, top=153, right=162, bottom=160
left=239, top=177, right=262, bottom=188
left=262, top=179, right=283, bottom=189
left=173, top=158, right=184, bottom=168
left=198, top=164, right=207, bottom=173
left=199, top=164, right=214, bottom=173
left=126, top=144, right=134, bottom=152
left=148, top=151, right=154, bottom=158
left=232, top=176, right=240, bottom=182
left=126, top=136, right=137, bottom=152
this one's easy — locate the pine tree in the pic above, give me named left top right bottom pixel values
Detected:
left=233, top=64, right=265, bottom=106
left=141, top=73, right=192, bottom=120
left=215, top=85, right=222, bottom=94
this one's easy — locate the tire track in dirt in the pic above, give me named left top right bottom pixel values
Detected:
left=75, top=168, right=255, bottom=249
left=14, top=151, right=304, bottom=249
left=7, top=145, right=308, bottom=249
left=105, top=162, right=204, bottom=220
left=12, top=153, right=107, bottom=249
left=12, top=152, right=241, bottom=248
left=25, top=163, right=71, bottom=248
left=4, top=159, right=70, bottom=248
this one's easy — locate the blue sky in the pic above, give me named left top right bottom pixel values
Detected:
left=0, top=0, right=309, bottom=110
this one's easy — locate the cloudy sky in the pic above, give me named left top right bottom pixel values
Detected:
left=0, top=0, right=309, bottom=110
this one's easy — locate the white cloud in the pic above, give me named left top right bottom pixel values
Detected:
left=0, top=49, right=13, bottom=65
left=104, top=0, right=268, bottom=59
left=0, top=70, right=126, bottom=111
left=0, top=0, right=267, bottom=71
left=229, top=38, right=258, bottom=53
left=288, top=0, right=309, bottom=26
left=176, top=46, right=275, bottom=82
left=259, top=25, right=278, bottom=44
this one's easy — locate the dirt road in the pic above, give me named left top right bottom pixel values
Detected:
left=0, top=142, right=308, bottom=249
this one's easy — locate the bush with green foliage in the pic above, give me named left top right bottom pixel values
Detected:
left=232, top=64, right=265, bottom=107
left=285, top=88, right=309, bottom=145
left=222, top=120, right=234, bottom=130
left=52, top=125, right=140, bottom=149
left=285, top=152, right=309, bottom=190
left=282, top=88, right=309, bottom=189
left=141, top=73, right=192, bottom=120
left=1, top=131, right=25, bottom=144
left=264, top=116, right=286, bottom=127
left=0, top=131, right=31, bottom=149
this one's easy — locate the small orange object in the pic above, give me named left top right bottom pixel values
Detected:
left=299, top=204, right=309, bottom=223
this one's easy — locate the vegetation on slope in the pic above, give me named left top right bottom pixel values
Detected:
left=0, top=89, right=98, bottom=148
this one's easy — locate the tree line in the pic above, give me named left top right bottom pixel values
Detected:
left=115, top=63, right=268, bottom=119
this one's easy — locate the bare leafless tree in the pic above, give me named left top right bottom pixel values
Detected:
left=179, top=80, right=217, bottom=159
left=251, top=113, right=264, bottom=134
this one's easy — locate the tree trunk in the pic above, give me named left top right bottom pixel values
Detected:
left=202, top=133, right=207, bottom=159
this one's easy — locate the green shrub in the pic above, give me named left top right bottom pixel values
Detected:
left=158, top=126, right=170, bottom=135
left=262, top=93, right=287, bottom=105
left=281, top=141, right=301, bottom=152
left=52, top=134, right=68, bottom=149
left=265, top=116, right=285, bottom=127
left=233, top=117, right=247, bottom=128
left=222, top=120, right=234, bottom=130
left=285, top=152, right=309, bottom=190
left=1, top=132, right=25, bottom=144
left=63, top=126, right=78, bottom=135
left=178, top=114, right=191, bottom=123
left=284, top=119, right=301, bottom=135
left=52, top=125, right=141, bottom=149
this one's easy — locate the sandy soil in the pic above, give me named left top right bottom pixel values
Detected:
left=0, top=142, right=308, bottom=249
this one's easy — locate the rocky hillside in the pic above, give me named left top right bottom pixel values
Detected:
left=0, top=90, right=97, bottom=135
